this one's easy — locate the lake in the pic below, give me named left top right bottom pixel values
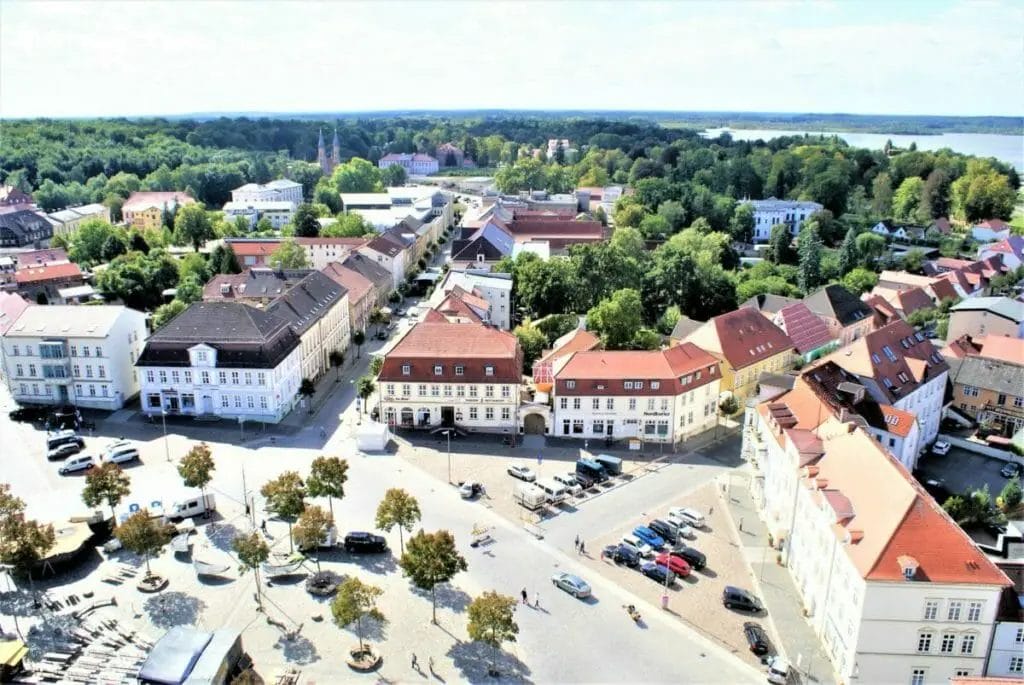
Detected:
left=703, top=127, right=1023, bottom=170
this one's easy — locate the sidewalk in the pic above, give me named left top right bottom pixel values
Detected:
left=719, top=472, right=835, bottom=685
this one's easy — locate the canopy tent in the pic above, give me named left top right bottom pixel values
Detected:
left=139, top=627, right=212, bottom=684
left=356, top=421, right=389, bottom=452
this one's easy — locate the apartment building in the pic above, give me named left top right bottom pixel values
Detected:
left=377, top=153, right=439, bottom=176
left=946, top=336, right=1024, bottom=437
left=46, top=203, right=111, bottom=236
left=265, top=271, right=349, bottom=382
left=222, top=201, right=296, bottom=230
left=230, top=179, right=303, bottom=205
left=1, top=305, right=146, bottom=410
left=742, top=197, right=823, bottom=242
left=430, top=270, right=513, bottom=330
left=122, top=192, right=195, bottom=230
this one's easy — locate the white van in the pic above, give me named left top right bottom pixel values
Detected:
left=552, top=473, right=582, bottom=496
left=668, top=506, right=706, bottom=529
left=167, top=492, right=216, bottom=521
left=534, top=478, right=568, bottom=505
left=102, top=444, right=140, bottom=465
left=513, top=484, right=546, bottom=511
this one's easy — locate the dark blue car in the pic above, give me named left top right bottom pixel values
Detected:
left=640, top=561, right=676, bottom=585
left=603, top=543, right=640, bottom=567
left=632, top=526, right=665, bottom=550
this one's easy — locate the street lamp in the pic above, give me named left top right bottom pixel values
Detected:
left=443, top=429, right=452, bottom=483
left=161, top=408, right=170, bottom=462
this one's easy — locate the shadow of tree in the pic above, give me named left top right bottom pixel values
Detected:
left=143, top=591, right=207, bottom=629
left=0, top=590, right=36, bottom=617
left=275, top=633, right=320, bottom=665
left=25, top=612, right=80, bottom=658
left=447, top=640, right=532, bottom=683
left=344, top=552, right=397, bottom=576
left=337, top=613, right=388, bottom=644
left=205, top=522, right=244, bottom=553
left=410, top=583, right=471, bottom=614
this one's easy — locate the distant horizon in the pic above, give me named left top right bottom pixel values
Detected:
left=2, top=1, right=1021, bottom=119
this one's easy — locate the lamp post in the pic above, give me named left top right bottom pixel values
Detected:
left=443, top=429, right=452, bottom=483
left=161, top=408, right=170, bottom=463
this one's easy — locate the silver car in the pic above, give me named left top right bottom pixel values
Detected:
left=551, top=572, right=591, bottom=599
left=58, top=454, right=95, bottom=475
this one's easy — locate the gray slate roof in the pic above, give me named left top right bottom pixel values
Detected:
left=670, top=315, right=704, bottom=341
left=803, top=284, right=872, bottom=326
left=953, top=355, right=1024, bottom=396
left=266, top=271, right=347, bottom=336
left=950, top=297, right=1024, bottom=323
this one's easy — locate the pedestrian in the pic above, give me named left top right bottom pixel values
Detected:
left=428, top=657, right=435, bottom=674
left=709, top=505, right=714, bottom=516
left=739, top=517, right=744, bottom=532
left=260, top=519, right=267, bottom=533
left=411, top=653, right=419, bottom=670
left=574, top=534, right=580, bottom=551
left=579, top=540, right=586, bottom=555
left=521, top=588, right=527, bottom=604
left=533, top=591, right=540, bottom=608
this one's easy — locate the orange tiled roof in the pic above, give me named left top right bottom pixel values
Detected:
left=14, top=262, right=82, bottom=284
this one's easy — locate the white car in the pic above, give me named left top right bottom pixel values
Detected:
left=458, top=481, right=483, bottom=499
left=553, top=473, right=583, bottom=496
left=58, top=454, right=95, bottom=475
left=668, top=507, right=706, bottom=529
left=931, top=440, right=951, bottom=456
left=101, top=445, right=140, bottom=465
left=665, top=512, right=695, bottom=538
left=507, top=465, right=537, bottom=482
left=620, top=534, right=654, bottom=558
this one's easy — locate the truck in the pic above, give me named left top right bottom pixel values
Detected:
left=513, top=483, right=547, bottom=511
left=576, top=458, right=609, bottom=483
left=593, top=453, right=623, bottom=476
left=167, top=491, right=217, bottom=522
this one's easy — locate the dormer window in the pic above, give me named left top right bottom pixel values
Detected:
left=402, top=364, right=411, bottom=376
left=651, top=381, right=660, bottom=390
left=455, top=365, right=464, bottom=376
left=566, top=380, right=575, bottom=389
left=434, top=365, right=443, bottom=376
left=484, top=365, right=494, bottom=377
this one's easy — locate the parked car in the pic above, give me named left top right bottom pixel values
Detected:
left=570, top=471, right=595, bottom=489
left=551, top=572, right=591, bottom=599
left=931, top=440, right=951, bottom=456
left=9, top=405, right=49, bottom=423
left=632, top=526, right=665, bottom=550
left=668, top=506, right=705, bottom=529
left=620, top=534, right=653, bottom=558
left=101, top=445, right=140, bottom=465
left=766, top=656, right=790, bottom=685
left=49, top=406, right=81, bottom=430
left=722, top=586, right=763, bottom=613
left=665, top=511, right=695, bottom=537
left=343, top=531, right=388, bottom=554
left=743, top=622, right=772, bottom=655
left=46, top=430, right=83, bottom=451
left=458, top=481, right=483, bottom=499
left=58, top=454, right=95, bottom=475
left=669, top=546, right=706, bottom=571
left=46, top=442, right=83, bottom=461
left=1001, top=462, right=1022, bottom=479
left=602, top=543, right=640, bottom=567
left=507, top=465, right=537, bottom=482
left=553, top=473, right=583, bottom=495
left=654, top=552, right=691, bottom=577
left=647, top=518, right=680, bottom=544
left=640, top=562, right=675, bottom=585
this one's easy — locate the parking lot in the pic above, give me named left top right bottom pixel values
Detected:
left=915, top=445, right=1021, bottom=502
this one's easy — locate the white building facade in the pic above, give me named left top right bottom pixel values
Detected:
left=744, top=198, right=824, bottom=242
left=986, top=620, right=1024, bottom=677
left=378, top=154, right=439, bottom=176
left=231, top=179, right=304, bottom=205
left=1, top=305, right=146, bottom=410
left=222, top=200, right=296, bottom=230
left=431, top=270, right=513, bottom=330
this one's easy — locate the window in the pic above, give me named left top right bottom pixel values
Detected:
left=661, top=398, right=669, bottom=411
left=967, top=602, right=982, bottom=622
left=402, top=364, right=411, bottom=375
left=573, top=398, right=581, bottom=410
left=455, top=365, right=464, bottom=376
left=201, top=371, right=210, bottom=384
left=954, top=669, right=971, bottom=678
left=910, top=668, right=926, bottom=685
left=917, top=632, right=932, bottom=653
left=170, top=370, right=178, bottom=383
left=624, top=381, right=634, bottom=390
left=485, top=385, right=494, bottom=398
left=234, top=395, right=242, bottom=408
left=14, top=364, right=22, bottom=376
left=998, top=393, right=1007, bottom=405
left=485, top=407, right=494, bottom=420
left=960, top=634, right=975, bottom=655
left=559, top=397, right=567, bottom=409
left=572, top=420, right=584, bottom=434
left=247, top=395, right=255, bottom=408
left=71, top=345, right=78, bottom=357
left=82, top=346, right=90, bottom=357
left=651, top=381, right=660, bottom=390
left=501, top=385, right=510, bottom=398
left=628, top=398, right=637, bottom=411
left=196, top=350, right=207, bottom=362
left=501, top=407, right=510, bottom=420
left=18, top=383, right=26, bottom=395
left=182, top=370, right=190, bottom=383
left=431, top=385, right=439, bottom=397
left=260, top=396, right=268, bottom=409
left=88, top=385, right=96, bottom=396
left=456, top=385, right=464, bottom=397
left=28, top=364, right=36, bottom=377
left=963, top=385, right=979, bottom=397
left=443, top=385, right=452, bottom=397
left=646, top=398, right=655, bottom=410
left=159, top=370, right=167, bottom=384
left=1015, top=626, right=1024, bottom=644
left=485, top=365, right=494, bottom=377
left=231, top=371, right=240, bottom=385
left=940, top=633, right=955, bottom=653
left=258, top=373, right=266, bottom=386
left=1015, top=396, right=1024, bottom=408
left=146, top=369, right=155, bottom=383
left=402, top=384, right=411, bottom=396
left=635, top=381, right=644, bottom=390
left=418, top=384, right=426, bottom=397
left=469, top=407, right=478, bottom=420
left=434, top=365, right=443, bottom=375
left=592, top=398, right=600, bottom=410
left=1009, top=656, right=1023, bottom=673
left=566, top=380, right=576, bottom=389
left=244, top=372, right=252, bottom=385
left=948, top=601, right=962, bottom=621
left=219, top=371, right=227, bottom=384
left=657, top=420, right=669, bottom=436
left=606, top=398, right=614, bottom=410
left=469, top=386, right=477, bottom=398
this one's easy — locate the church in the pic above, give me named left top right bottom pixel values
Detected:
left=317, top=128, right=341, bottom=175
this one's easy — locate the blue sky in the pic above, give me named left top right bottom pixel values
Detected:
left=1, top=0, right=1021, bottom=118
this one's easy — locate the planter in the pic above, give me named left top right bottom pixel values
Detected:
left=346, top=647, right=381, bottom=672
left=306, top=571, right=341, bottom=597
left=137, top=575, right=168, bottom=593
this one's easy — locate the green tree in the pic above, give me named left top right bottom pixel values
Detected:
left=306, top=456, right=349, bottom=518
left=893, top=177, right=926, bottom=223
left=209, top=243, right=240, bottom=274
left=81, top=463, right=132, bottom=524
left=797, top=225, right=824, bottom=293
left=232, top=532, right=270, bottom=610
left=313, top=179, right=342, bottom=213
left=586, top=288, right=644, bottom=350
left=613, top=201, right=646, bottom=229
left=0, top=519, right=55, bottom=597
left=101, top=233, right=128, bottom=262
left=332, top=577, right=386, bottom=654
left=68, top=219, right=121, bottom=266
left=152, top=300, right=186, bottom=329
left=268, top=238, right=309, bottom=269
left=332, top=158, right=383, bottom=193
left=514, top=320, right=548, bottom=372
left=494, top=157, right=547, bottom=193
left=380, top=163, right=407, bottom=187
left=329, top=349, right=346, bottom=380
left=951, top=160, right=1016, bottom=221
left=767, top=224, right=796, bottom=265
left=855, top=232, right=886, bottom=268
left=657, top=200, right=687, bottom=233
left=260, top=471, right=306, bottom=552
left=292, top=505, right=334, bottom=572
left=871, top=172, right=894, bottom=217
left=999, top=477, right=1022, bottom=511
left=321, top=213, right=374, bottom=238
left=177, top=442, right=215, bottom=501
left=175, top=275, right=203, bottom=305
left=467, top=591, right=519, bottom=677
left=292, top=203, right=321, bottom=238
left=173, top=203, right=215, bottom=251
left=375, top=488, right=421, bottom=556
left=728, top=203, right=755, bottom=243
left=657, top=305, right=681, bottom=335
left=370, top=355, right=384, bottom=376
left=299, top=378, right=316, bottom=408
left=115, top=510, right=171, bottom=577
left=842, top=267, right=879, bottom=295
left=96, top=249, right=180, bottom=311
left=838, top=227, right=859, bottom=276
left=903, top=248, right=927, bottom=274
left=638, top=213, right=670, bottom=240
left=399, top=529, right=467, bottom=623
left=921, top=169, right=951, bottom=220
left=356, top=375, right=375, bottom=413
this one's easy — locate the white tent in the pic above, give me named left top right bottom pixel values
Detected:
left=356, top=421, right=390, bottom=452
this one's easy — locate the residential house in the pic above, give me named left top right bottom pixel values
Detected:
left=265, top=271, right=350, bottom=383
left=46, top=203, right=111, bottom=236
left=984, top=584, right=1024, bottom=678
left=203, top=268, right=312, bottom=305
left=431, top=286, right=491, bottom=324
left=430, top=270, right=513, bottom=330
left=531, top=327, right=600, bottom=386
left=15, top=262, right=85, bottom=304
left=971, top=219, right=1012, bottom=243
left=224, top=237, right=366, bottom=270
left=136, top=302, right=302, bottom=422
left=450, top=221, right=515, bottom=265
left=378, top=320, right=522, bottom=433
left=550, top=344, right=721, bottom=444
left=926, top=217, right=952, bottom=238
left=867, top=285, right=935, bottom=319
left=772, top=302, right=838, bottom=363
left=743, top=382, right=1011, bottom=685
left=863, top=294, right=902, bottom=328
left=946, top=336, right=1024, bottom=436
left=871, top=220, right=927, bottom=241
left=668, top=315, right=704, bottom=346
left=812, top=319, right=949, bottom=446
left=1, top=305, right=146, bottom=409
left=742, top=198, right=823, bottom=242
left=978, top=237, right=1024, bottom=271
left=230, top=179, right=303, bottom=205
left=358, top=235, right=407, bottom=289
left=740, top=293, right=800, bottom=318
left=122, top=192, right=195, bottom=230
left=377, top=153, right=439, bottom=176
left=803, top=284, right=875, bottom=345
left=222, top=201, right=296, bottom=230
left=0, top=186, right=34, bottom=207
left=0, top=206, right=53, bottom=247
left=682, top=307, right=795, bottom=402
left=336, top=252, right=393, bottom=313
left=948, top=297, right=1024, bottom=340
left=0, top=292, right=30, bottom=381
left=320, top=262, right=375, bottom=335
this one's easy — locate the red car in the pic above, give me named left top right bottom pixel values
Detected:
left=655, top=552, right=690, bottom=577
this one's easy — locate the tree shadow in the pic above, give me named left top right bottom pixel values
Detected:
left=447, top=640, right=532, bottom=683
left=204, top=521, right=244, bottom=553
left=338, top=613, right=388, bottom=644
left=410, top=583, right=471, bottom=614
left=275, top=633, right=320, bottom=665
left=0, top=589, right=36, bottom=617
left=25, top=612, right=80, bottom=658
left=344, top=552, right=397, bottom=575
left=143, top=590, right=207, bottom=629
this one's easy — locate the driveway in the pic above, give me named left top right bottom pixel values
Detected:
left=915, top=447, right=1017, bottom=501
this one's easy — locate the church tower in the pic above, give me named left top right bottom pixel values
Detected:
left=317, top=129, right=330, bottom=175
left=331, top=129, right=341, bottom=169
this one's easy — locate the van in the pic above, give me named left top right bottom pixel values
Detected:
left=576, top=458, right=609, bottom=483
left=534, top=478, right=568, bottom=505
left=668, top=506, right=706, bottom=529
left=167, top=492, right=216, bottom=521
left=593, top=454, right=622, bottom=476
left=552, top=473, right=582, bottom=495
left=102, top=445, right=140, bottom=465
left=513, top=484, right=547, bottom=511
left=766, top=656, right=790, bottom=685
left=47, top=430, right=82, bottom=451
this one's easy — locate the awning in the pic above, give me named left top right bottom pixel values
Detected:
left=0, top=639, right=28, bottom=668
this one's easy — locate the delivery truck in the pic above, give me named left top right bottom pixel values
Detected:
left=513, top=483, right=547, bottom=511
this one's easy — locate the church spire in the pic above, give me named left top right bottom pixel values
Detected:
left=317, top=128, right=330, bottom=174
left=331, top=128, right=341, bottom=166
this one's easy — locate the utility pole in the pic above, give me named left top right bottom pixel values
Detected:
left=161, top=409, right=170, bottom=462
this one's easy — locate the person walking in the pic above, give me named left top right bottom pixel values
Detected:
left=260, top=519, right=268, bottom=534
left=533, top=591, right=540, bottom=609
left=574, top=533, right=580, bottom=551
left=521, top=588, right=528, bottom=604
left=411, top=653, right=419, bottom=671
left=579, top=540, right=586, bottom=555
left=428, top=657, right=435, bottom=674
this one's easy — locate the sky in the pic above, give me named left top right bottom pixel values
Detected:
left=1, top=0, right=1022, bottom=119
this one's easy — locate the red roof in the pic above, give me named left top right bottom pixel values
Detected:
left=711, top=308, right=794, bottom=369
left=321, top=263, right=373, bottom=307
left=296, top=237, right=368, bottom=248
left=0, top=293, right=30, bottom=335
left=225, top=240, right=281, bottom=258
left=929, top=278, right=958, bottom=302
left=536, top=328, right=600, bottom=366
left=774, top=303, right=834, bottom=355
left=122, top=191, right=195, bottom=212
left=879, top=405, right=915, bottom=437
left=433, top=294, right=484, bottom=323
left=862, top=294, right=899, bottom=327
left=976, top=219, right=1010, bottom=230
left=896, top=287, right=933, bottom=316
left=14, top=262, right=82, bottom=284
left=14, top=248, right=68, bottom=269
left=554, top=343, right=720, bottom=396
left=379, top=321, right=521, bottom=383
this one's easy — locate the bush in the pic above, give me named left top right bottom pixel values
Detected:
left=999, top=477, right=1022, bottom=510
